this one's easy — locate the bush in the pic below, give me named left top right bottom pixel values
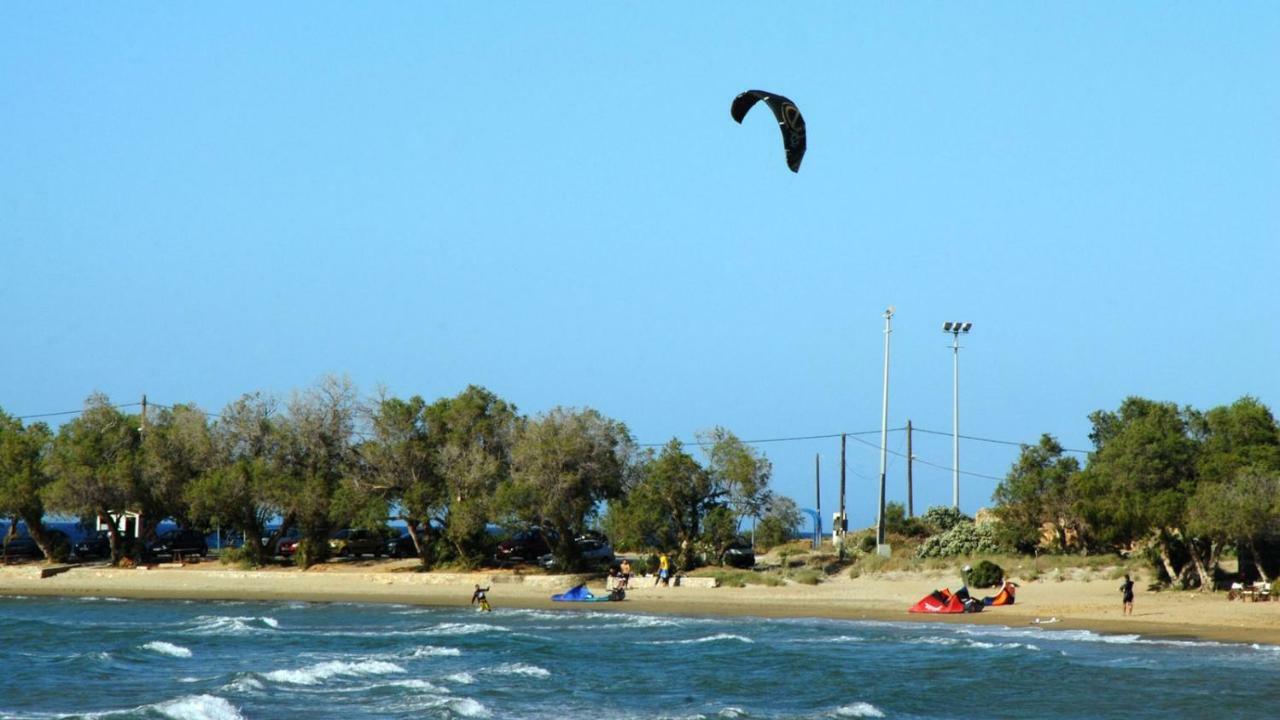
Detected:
left=920, top=506, right=971, bottom=533
left=916, top=521, right=1002, bottom=558
left=967, top=560, right=1004, bottom=588
left=858, top=534, right=877, bottom=554
left=790, top=569, right=823, bottom=585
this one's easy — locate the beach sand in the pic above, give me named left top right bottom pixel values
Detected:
left=4, top=560, right=1279, bottom=646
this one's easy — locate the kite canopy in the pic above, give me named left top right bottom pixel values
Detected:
left=908, top=588, right=983, bottom=614
left=730, top=89, right=807, bottom=172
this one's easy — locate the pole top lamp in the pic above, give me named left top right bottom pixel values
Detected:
left=943, top=321, right=972, bottom=334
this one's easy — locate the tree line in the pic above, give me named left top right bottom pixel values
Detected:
left=992, top=395, right=1280, bottom=588
left=0, top=377, right=797, bottom=570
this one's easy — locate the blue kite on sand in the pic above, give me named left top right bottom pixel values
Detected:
left=551, top=583, right=625, bottom=602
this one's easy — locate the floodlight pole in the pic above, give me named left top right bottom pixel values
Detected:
left=943, top=322, right=973, bottom=509
left=876, top=307, right=894, bottom=548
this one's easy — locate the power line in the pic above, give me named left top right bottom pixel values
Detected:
left=911, top=425, right=1090, bottom=455
left=637, top=429, right=883, bottom=449
left=16, top=402, right=141, bottom=421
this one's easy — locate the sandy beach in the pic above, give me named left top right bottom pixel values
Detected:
left=4, top=560, right=1279, bottom=646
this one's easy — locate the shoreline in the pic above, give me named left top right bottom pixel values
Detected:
left=3, top=562, right=1278, bottom=646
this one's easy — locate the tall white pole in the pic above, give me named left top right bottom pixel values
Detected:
left=877, top=307, right=894, bottom=547
left=952, top=332, right=960, bottom=509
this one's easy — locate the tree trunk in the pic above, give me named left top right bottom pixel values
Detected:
left=1156, top=538, right=1180, bottom=587
left=1249, top=539, right=1271, bottom=583
left=1185, top=539, right=1217, bottom=592
left=21, top=512, right=55, bottom=561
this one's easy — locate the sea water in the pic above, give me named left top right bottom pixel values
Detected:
left=1, top=596, right=1278, bottom=719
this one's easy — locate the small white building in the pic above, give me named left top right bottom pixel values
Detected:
left=96, top=511, right=143, bottom=538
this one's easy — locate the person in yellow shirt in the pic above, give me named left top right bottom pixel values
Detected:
left=656, top=552, right=670, bottom=586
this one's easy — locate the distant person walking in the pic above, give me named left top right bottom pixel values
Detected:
left=471, top=584, right=491, bottom=612
left=1120, top=574, right=1134, bottom=616
left=656, top=552, right=670, bottom=586
left=619, top=558, right=632, bottom=589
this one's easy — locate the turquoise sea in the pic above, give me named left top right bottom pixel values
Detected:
left=2, top=595, right=1278, bottom=719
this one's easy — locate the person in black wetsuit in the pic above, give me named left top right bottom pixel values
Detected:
left=1120, top=574, right=1134, bottom=616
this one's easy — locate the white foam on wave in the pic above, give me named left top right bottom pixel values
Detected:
left=445, top=671, right=475, bottom=684
left=410, top=645, right=461, bottom=658
left=642, top=633, right=754, bottom=645
left=387, top=678, right=450, bottom=692
left=185, top=615, right=278, bottom=636
left=78, top=596, right=129, bottom=603
left=487, top=662, right=550, bottom=678
left=423, top=622, right=509, bottom=636
left=155, top=694, right=246, bottom=720
left=718, top=707, right=748, bottom=717
left=143, top=641, right=193, bottom=658
left=449, top=698, right=491, bottom=717
left=834, top=702, right=885, bottom=718
left=223, top=675, right=264, bottom=694
left=263, top=659, right=406, bottom=686
left=789, top=635, right=866, bottom=644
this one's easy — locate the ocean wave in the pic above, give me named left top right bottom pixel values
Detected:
left=223, top=675, right=264, bottom=694
left=487, top=662, right=550, bottom=678
left=449, top=698, right=491, bottom=718
left=641, top=633, right=754, bottom=645
left=155, top=694, right=246, bottom=720
left=184, top=615, right=278, bottom=636
left=445, top=672, right=475, bottom=684
left=143, top=641, right=193, bottom=658
left=262, top=659, right=405, bottom=686
left=788, top=635, right=866, bottom=644
left=834, top=702, right=885, bottom=718
left=718, top=707, right=748, bottom=717
left=410, top=645, right=461, bottom=658
left=422, top=622, right=510, bottom=636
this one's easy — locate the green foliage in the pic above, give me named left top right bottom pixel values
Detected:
left=858, top=533, right=877, bottom=554
left=755, top=496, right=802, bottom=549
left=916, top=521, right=1003, bottom=558
left=966, top=560, right=1004, bottom=588
left=790, top=569, right=823, bottom=585
left=991, top=434, right=1082, bottom=553
left=502, top=407, right=631, bottom=571
left=920, top=506, right=970, bottom=533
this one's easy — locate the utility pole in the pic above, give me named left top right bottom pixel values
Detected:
left=838, top=433, right=847, bottom=558
left=876, top=307, right=894, bottom=551
left=814, top=454, right=821, bottom=550
left=906, top=419, right=914, bottom=518
left=140, top=394, right=148, bottom=434
left=943, top=322, right=973, bottom=509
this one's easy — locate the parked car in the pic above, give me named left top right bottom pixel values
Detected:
left=145, top=529, right=209, bottom=560
left=1, top=529, right=70, bottom=561
left=384, top=531, right=420, bottom=559
left=263, top=528, right=301, bottom=557
left=721, top=538, right=756, bottom=569
left=73, top=531, right=112, bottom=560
left=328, top=528, right=383, bottom=558
left=277, top=535, right=302, bottom=557
left=538, top=535, right=615, bottom=571
left=495, top=527, right=558, bottom=565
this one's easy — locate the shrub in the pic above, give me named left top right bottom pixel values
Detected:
left=218, top=545, right=260, bottom=568
left=920, top=506, right=971, bottom=533
left=791, top=569, right=823, bottom=585
left=967, top=560, right=1004, bottom=588
left=916, top=521, right=1002, bottom=558
left=858, top=534, right=877, bottom=554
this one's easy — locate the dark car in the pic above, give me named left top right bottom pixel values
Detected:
left=263, top=528, right=301, bottom=557
left=495, top=527, right=558, bottom=565
left=328, top=528, right=383, bottom=558
left=145, top=529, right=208, bottom=560
left=73, top=531, right=112, bottom=560
left=2, top=529, right=70, bottom=562
left=721, top=539, right=756, bottom=569
left=384, top=531, right=420, bottom=559
left=538, top=535, right=615, bottom=571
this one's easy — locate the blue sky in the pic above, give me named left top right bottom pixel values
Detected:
left=3, top=4, right=1277, bottom=530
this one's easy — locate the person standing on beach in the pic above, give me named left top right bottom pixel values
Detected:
left=620, top=558, right=632, bottom=589
left=471, top=584, right=491, bottom=612
left=1120, top=574, right=1134, bottom=615
left=656, top=552, right=670, bottom=586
